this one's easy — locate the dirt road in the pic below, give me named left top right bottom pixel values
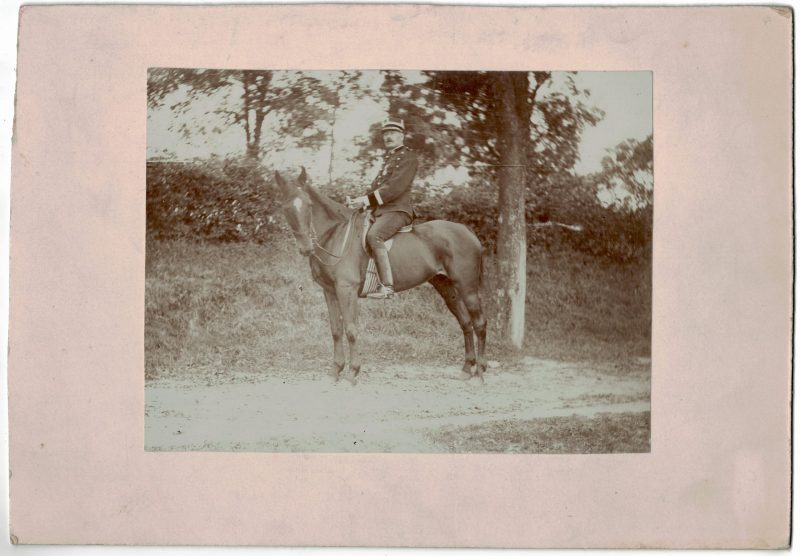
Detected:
left=145, top=356, right=650, bottom=452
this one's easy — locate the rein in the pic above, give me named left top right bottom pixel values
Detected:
left=308, top=211, right=358, bottom=267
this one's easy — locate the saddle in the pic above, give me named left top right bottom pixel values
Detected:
left=359, top=213, right=413, bottom=298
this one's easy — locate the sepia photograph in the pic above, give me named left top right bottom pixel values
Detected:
left=8, top=3, right=791, bottom=547
left=145, top=69, right=653, bottom=453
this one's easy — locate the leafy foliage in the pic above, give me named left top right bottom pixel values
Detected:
left=415, top=183, right=499, bottom=247
left=323, top=71, right=374, bottom=185
left=355, top=71, right=603, bottom=183
left=588, top=134, right=654, bottom=209
left=145, top=159, right=651, bottom=264
left=146, top=158, right=280, bottom=243
left=420, top=72, right=604, bottom=177
left=146, top=70, right=651, bottom=265
left=148, top=68, right=338, bottom=159
left=528, top=90, right=604, bottom=176
left=415, top=177, right=651, bottom=264
left=349, top=70, right=461, bottom=180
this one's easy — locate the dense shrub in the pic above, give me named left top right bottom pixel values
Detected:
left=146, top=157, right=281, bottom=243
left=415, top=182, right=652, bottom=264
left=564, top=204, right=653, bottom=264
left=415, top=185, right=500, bottom=247
left=146, top=158, right=651, bottom=263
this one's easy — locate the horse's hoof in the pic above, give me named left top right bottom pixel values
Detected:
left=329, top=364, right=344, bottom=380
left=459, top=371, right=473, bottom=381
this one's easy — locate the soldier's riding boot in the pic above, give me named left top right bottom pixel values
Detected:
left=367, top=246, right=394, bottom=299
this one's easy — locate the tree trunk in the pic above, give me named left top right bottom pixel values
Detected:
left=494, top=72, right=529, bottom=349
left=242, top=75, right=253, bottom=157
left=248, top=108, right=266, bottom=161
left=242, top=70, right=272, bottom=161
left=328, top=103, right=338, bottom=186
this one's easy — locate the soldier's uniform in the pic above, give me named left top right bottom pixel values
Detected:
left=363, top=119, right=417, bottom=298
left=365, top=143, right=416, bottom=246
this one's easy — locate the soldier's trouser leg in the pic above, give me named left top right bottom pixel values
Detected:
left=366, top=212, right=411, bottom=294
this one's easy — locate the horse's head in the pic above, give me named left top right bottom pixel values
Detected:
left=274, top=167, right=314, bottom=257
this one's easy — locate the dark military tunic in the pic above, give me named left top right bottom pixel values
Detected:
left=366, top=144, right=417, bottom=219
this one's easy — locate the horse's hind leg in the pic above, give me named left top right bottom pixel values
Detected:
left=429, top=275, right=476, bottom=379
left=460, top=290, right=487, bottom=382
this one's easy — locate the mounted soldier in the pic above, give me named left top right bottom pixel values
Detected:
left=275, top=155, right=487, bottom=382
left=347, top=118, right=417, bottom=299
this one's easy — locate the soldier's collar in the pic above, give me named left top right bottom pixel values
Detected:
left=390, top=144, right=405, bottom=153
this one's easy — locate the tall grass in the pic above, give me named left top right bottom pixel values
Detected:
left=145, top=237, right=651, bottom=381
left=429, top=412, right=651, bottom=453
left=521, top=247, right=651, bottom=366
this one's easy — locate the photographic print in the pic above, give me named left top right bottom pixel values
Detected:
left=145, top=68, right=652, bottom=453
left=10, top=5, right=791, bottom=547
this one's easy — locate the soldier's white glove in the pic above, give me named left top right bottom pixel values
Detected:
left=347, top=195, right=369, bottom=209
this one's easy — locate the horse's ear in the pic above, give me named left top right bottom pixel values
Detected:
left=274, top=171, right=291, bottom=197
left=298, top=167, right=308, bottom=186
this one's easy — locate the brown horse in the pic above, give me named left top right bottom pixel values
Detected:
left=274, top=168, right=487, bottom=383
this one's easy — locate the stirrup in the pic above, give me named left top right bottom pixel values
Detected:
left=367, top=285, right=394, bottom=299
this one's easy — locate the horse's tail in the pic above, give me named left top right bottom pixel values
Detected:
left=464, top=223, right=485, bottom=289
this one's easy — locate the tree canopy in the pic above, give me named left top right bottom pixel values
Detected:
left=148, top=68, right=340, bottom=159
left=147, top=68, right=652, bottom=348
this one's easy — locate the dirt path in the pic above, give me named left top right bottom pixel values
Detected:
left=145, top=357, right=650, bottom=452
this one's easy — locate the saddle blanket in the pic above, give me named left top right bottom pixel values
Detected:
left=359, top=223, right=413, bottom=298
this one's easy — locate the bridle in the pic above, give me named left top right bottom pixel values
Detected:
left=306, top=210, right=359, bottom=267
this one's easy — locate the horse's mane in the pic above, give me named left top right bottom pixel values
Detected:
left=302, top=182, right=353, bottom=221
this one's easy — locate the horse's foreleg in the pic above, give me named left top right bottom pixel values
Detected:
left=323, top=289, right=346, bottom=380
left=429, top=275, right=476, bottom=378
left=335, top=285, right=361, bottom=382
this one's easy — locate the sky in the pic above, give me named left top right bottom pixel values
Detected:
left=572, top=71, right=652, bottom=174
left=147, top=70, right=652, bottom=182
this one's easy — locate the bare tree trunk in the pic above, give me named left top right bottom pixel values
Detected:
left=241, top=73, right=254, bottom=157
left=495, top=72, right=529, bottom=349
left=328, top=102, right=338, bottom=186
left=245, top=132, right=260, bottom=160
left=243, top=71, right=272, bottom=161
left=250, top=108, right=266, bottom=161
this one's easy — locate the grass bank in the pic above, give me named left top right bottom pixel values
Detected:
left=428, top=411, right=651, bottom=453
left=145, top=238, right=651, bottom=381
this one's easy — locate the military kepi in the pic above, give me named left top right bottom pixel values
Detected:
left=381, top=119, right=405, bottom=133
